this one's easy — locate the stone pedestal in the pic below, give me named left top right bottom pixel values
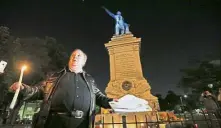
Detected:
left=104, top=33, right=159, bottom=111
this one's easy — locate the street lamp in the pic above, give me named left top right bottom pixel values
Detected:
left=208, top=84, right=213, bottom=88
left=208, top=83, right=216, bottom=94
left=180, top=95, right=188, bottom=112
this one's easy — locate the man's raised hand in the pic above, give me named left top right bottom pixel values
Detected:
left=10, top=82, right=24, bottom=91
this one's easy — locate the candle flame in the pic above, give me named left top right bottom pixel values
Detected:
left=21, top=65, right=27, bottom=71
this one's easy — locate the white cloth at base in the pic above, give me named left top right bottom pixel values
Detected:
left=109, top=94, right=152, bottom=113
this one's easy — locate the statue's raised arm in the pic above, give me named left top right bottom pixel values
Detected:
left=102, top=6, right=131, bottom=36
left=102, top=6, right=115, bottom=19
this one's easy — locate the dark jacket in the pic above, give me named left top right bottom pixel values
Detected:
left=199, top=94, right=220, bottom=112
left=22, top=67, right=112, bottom=128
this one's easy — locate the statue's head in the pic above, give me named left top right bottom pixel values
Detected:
left=116, top=11, right=121, bottom=15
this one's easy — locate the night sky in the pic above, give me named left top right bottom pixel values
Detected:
left=0, top=0, right=220, bottom=96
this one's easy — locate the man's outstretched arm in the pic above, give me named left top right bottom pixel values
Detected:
left=10, top=82, right=45, bottom=101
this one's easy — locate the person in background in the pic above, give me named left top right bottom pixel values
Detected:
left=200, top=90, right=221, bottom=127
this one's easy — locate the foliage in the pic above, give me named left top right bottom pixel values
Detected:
left=0, top=26, right=69, bottom=124
left=177, top=60, right=220, bottom=109
left=155, top=59, right=221, bottom=111
left=45, top=36, right=69, bottom=72
left=95, top=105, right=101, bottom=114
left=0, top=26, right=10, bottom=44
left=0, top=26, right=69, bottom=89
left=155, top=91, right=181, bottom=111
left=155, top=94, right=167, bottom=111
left=179, top=60, right=221, bottom=94
left=164, top=90, right=180, bottom=110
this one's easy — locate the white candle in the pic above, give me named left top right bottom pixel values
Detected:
left=9, top=66, right=27, bottom=109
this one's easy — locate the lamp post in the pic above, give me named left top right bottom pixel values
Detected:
left=180, top=95, right=187, bottom=106
left=180, top=95, right=188, bottom=112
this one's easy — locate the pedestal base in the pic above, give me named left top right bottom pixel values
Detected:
left=105, top=78, right=159, bottom=111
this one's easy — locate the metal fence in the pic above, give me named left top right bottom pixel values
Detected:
left=94, top=110, right=221, bottom=128
left=0, top=110, right=221, bottom=128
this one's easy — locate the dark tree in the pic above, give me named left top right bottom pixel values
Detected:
left=154, top=93, right=167, bottom=111
left=179, top=60, right=220, bottom=94
left=164, top=90, right=180, bottom=110
left=0, top=26, right=69, bottom=124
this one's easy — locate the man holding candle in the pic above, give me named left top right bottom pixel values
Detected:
left=10, top=49, right=117, bottom=128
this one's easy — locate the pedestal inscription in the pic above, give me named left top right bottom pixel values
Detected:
left=115, top=52, right=136, bottom=79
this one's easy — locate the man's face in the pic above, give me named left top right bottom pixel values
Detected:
left=68, top=50, right=85, bottom=70
left=204, top=91, right=211, bottom=96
